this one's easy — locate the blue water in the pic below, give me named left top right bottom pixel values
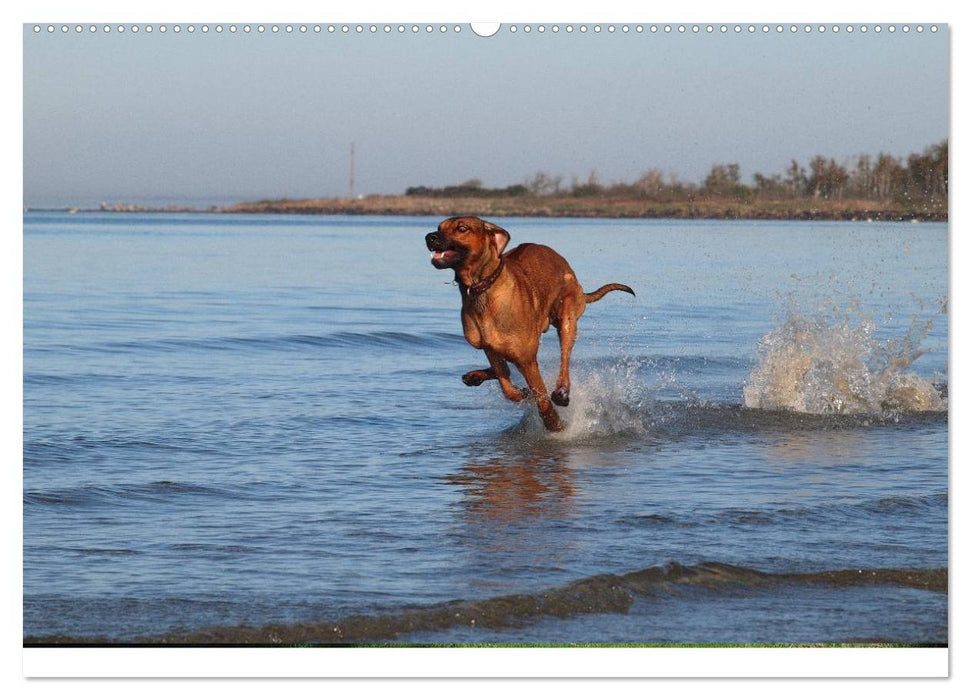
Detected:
left=22, top=212, right=948, bottom=644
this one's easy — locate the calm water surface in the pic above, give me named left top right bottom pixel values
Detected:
left=23, top=212, right=947, bottom=643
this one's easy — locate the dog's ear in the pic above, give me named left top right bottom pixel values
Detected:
left=483, top=221, right=510, bottom=256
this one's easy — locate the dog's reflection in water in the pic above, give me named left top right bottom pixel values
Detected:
left=445, top=452, right=577, bottom=527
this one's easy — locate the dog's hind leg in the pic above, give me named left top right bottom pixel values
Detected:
left=551, top=296, right=582, bottom=407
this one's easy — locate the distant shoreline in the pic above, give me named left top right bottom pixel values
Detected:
left=25, top=195, right=948, bottom=223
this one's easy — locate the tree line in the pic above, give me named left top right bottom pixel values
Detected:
left=405, top=140, right=947, bottom=206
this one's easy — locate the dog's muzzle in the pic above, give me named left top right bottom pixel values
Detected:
left=426, top=231, right=461, bottom=269
left=425, top=231, right=445, bottom=250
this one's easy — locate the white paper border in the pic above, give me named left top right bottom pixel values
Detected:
left=22, top=646, right=949, bottom=678
left=10, top=0, right=963, bottom=689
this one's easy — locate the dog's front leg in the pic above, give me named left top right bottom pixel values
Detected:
left=470, top=349, right=529, bottom=402
left=514, top=358, right=565, bottom=432
left=461, top=367, right=496, bottom=386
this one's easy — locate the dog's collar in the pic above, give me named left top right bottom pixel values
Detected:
left=466, top=257, right=505, bottom=298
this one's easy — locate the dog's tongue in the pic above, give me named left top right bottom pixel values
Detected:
left=430, top=250, right=457, bottom=266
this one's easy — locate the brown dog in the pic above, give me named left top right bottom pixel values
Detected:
left=426, top=216, right=634, bottom=432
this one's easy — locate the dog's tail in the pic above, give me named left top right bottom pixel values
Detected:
left=585, top=283, right=635, bottom=303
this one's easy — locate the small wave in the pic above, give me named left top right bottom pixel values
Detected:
left=23, top=373, right=88, bottom=386
left=23, top=436, right=219, bottom=469
left=24, top=561, right=945, bottom=645
left=863, top=493, right=949, bottom=514
left=168, top=543, right=262, bottom=554
left=23, top=372, right=209, bottom=387
left=619, top=492, right=947, bottom=530
left=24, top=480, right=230, bottom=508
left=93, top=330, right=465, bottom=355
left=69, top=547, right=142, bottom=557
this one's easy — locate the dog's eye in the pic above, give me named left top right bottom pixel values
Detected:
left=457, top=225, right=468, bottom=233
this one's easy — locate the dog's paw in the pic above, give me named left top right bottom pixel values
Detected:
left=551, top=387, right=570, bottom=406
left=462, top=371, right=486, bottom=386
left=499, top=385, right=529, bottom=402
left=541, top=411, right=566, bottom=433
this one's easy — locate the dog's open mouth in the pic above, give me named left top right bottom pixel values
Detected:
left=429, top=248, right=462, bottom=268
left=426, top=233, right=465, bottom=269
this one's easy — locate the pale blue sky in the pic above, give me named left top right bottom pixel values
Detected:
left=23, top=23, right=949, bottom=207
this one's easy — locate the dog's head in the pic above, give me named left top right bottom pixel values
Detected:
left=425, top=216, right=510, bottom=272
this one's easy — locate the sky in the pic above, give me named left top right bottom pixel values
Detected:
left=22, top=21, right=949, bottom=207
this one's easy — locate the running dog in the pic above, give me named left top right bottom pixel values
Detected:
left=425, top=216, right=634, bottom=432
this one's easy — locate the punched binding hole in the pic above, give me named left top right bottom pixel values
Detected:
left=470, top=23, right=501, bottom=37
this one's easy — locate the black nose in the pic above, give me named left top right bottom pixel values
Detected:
left=425, top=231, right=443, bottom=249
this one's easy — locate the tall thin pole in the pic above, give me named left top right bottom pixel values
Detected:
left=350, top=141, right=354, bottom=199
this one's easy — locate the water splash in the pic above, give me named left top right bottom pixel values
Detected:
left=507, top=357, right=654, bottom=440
left=742, top=303, right=946, bottom=415
left=555, top=359, right=651, bottom=439
left=515, top=355, right=703, bottom=440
